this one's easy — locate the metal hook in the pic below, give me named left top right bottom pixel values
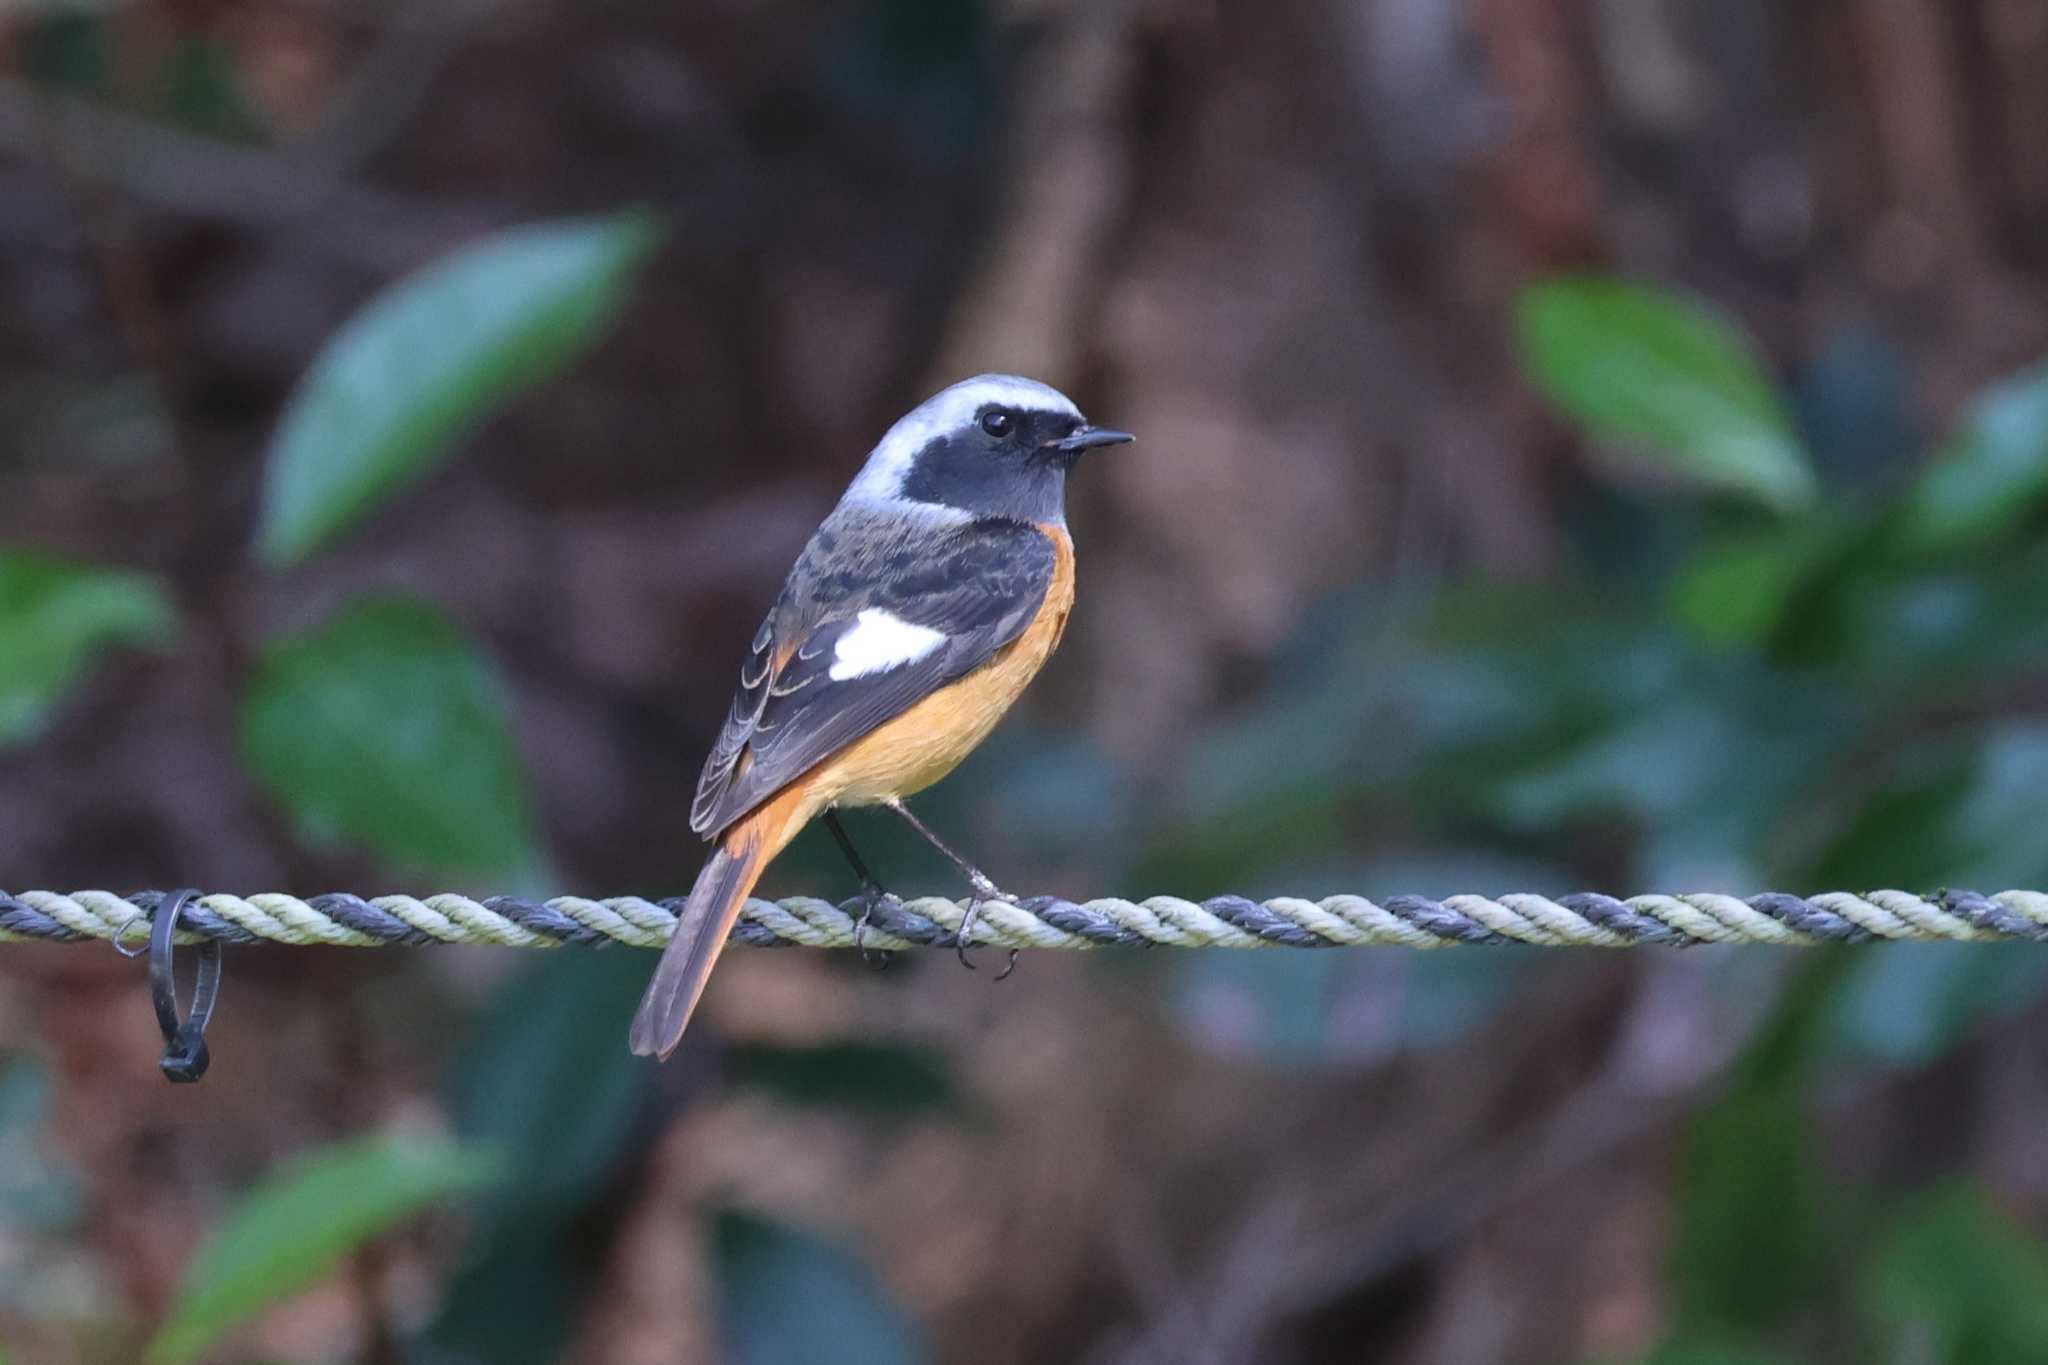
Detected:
left=109, top=906, right=150, bottom=959
left=148, top=889, right=221, bottom=1084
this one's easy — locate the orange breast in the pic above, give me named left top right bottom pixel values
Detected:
left=797, top=523, right=1075, bottom=817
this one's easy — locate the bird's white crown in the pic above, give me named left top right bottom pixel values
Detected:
left=843, top=374, right=1083, bottom=509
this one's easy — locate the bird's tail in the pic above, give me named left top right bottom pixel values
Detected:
left=630, top=791, right=803, bottom=1060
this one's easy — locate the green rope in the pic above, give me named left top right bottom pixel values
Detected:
left=3, top=887, right=2046, bottom=950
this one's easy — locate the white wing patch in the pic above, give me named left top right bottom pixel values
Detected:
left=828, top=609, right=947, bottom=681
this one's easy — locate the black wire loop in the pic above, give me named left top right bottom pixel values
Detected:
left=148, top=889, right=221, bottom=1084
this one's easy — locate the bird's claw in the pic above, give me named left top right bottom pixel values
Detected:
left=953, top=884, right=1011, bottom=973
left=853, top=884, right=894, bottom=970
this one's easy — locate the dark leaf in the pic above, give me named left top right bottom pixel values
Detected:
left=1674, top=956, right=1846, bottom=1335
left=239, top=596, right=541, bottom=880
left=1860, top=1185, right=2048, bottom=1365
left=447, top=949, right=650, bottom=1234
left=1806, top=723, right=2048, bottom=895
left=714, top=1211, right=927, bottom=1365
left=727, top=1041, right=961, bottom=1119
left=426, top=950, right=655, bottom=1365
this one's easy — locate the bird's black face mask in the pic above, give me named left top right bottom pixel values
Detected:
left=902, top=408, right=1134, bottom=520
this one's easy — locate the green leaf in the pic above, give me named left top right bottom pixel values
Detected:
left=426, top=1233, right=582, bottom=1365
left=1804, top=726, right=2048, bottom=1070
left=1676, top=1078, right=1823, bottom=1332
left=256, top=211, right=661, bottom=566
left=1674, top=956, right=1847, bottom=1335
left=1517, top=276, right=1817, bottom=514
left=1861, top=1184, right=2048, bottom=1364
left=148, top=1135, right=504, bottom=1365
left=0, top=549, right=175, bottom=745
left=1478, top=654, right=1850, bottom=888
left=1669, top=533, right=1817, bottom=647
left=728, top=1041, right=962, bottom=1119
left=714, top=1212, right=927, bottom=1365
left=239, top=596, right=541, bottom=879
left=1780, top=541, right=2048, bottom=696
left=1900, top=362, right=2048, bottom=552
left=1806, top=722, right=2048, bottom=894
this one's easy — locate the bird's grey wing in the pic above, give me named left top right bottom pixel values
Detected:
left=689, top=519, right=1056, bottom=839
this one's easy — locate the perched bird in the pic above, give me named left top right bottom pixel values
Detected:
left=630, top=374, right=1134, bottom=1059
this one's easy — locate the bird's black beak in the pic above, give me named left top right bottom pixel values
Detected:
left=1051, top=425, right=1136, bottom=453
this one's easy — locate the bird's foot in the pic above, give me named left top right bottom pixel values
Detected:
left=955, top=876, right=1020, bottom=979
left=852, top=881, right=895, bottom=970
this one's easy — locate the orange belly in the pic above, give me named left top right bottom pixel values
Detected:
left=786, top=522, right=1074, bottom=833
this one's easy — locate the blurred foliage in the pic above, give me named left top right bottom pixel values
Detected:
left=239, top=597, right=541, bottom=882
left=0, top=551, right=174, bottom=746
left=255, top=213, right=659, bottom=566
left=713, top=1211, right=928, bottom=1365
left=0, top=1061, right=76, bottom=1237
left=1672, top=957, right=1842, bottom=1337
left=1162, top=275, right=2048, bottom=1359
left=1516, top=277, right=1817, bottom=514
left=1861, top=1186, right=2048, bottom=1364
left=1177, top=271, right=2048, bottom=1054
left=447, top=953, right=648, bottom=1236
left=1899, top=365, right=2048, bottom=552
left=726, top=1040, right=962, bottom=1119
left=428, top=950, right=650, bottom=1365
left=23, top=9, right=265, bottom=138
left=231, top=213, right=655, bottom=879
left=430, top=958, right=962, bottom=1362
left=1499, top=282, right=2048, bottom=1361
left=148, top=1136, right=504, bottom=1365
left=822, top=0, right=994, bottom=161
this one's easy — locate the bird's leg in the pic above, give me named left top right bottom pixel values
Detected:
left=883, top=798, right=1019, bottom=976
left=823, top=811, right=891, bottom=967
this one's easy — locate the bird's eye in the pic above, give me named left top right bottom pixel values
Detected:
left=979, top=409, right=1015, bottom=438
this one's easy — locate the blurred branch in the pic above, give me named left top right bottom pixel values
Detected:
left=1273, top=953, right=1740, bottom=1312
left=0, top=77, right=471, bottom=270
left=925, top=0, right=1143, bottom=388
left=1099, top=1187, right=1308, bottom=1365
left=1095, top=955, right=1756, bottom=1357
left=288, top=0, right=499, bottom=177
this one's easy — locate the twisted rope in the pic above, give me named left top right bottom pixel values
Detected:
left=4, top=888, right=2048, bottom=951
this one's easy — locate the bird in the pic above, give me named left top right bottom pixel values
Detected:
left=629, top=374, right=1134, bottom=1059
